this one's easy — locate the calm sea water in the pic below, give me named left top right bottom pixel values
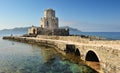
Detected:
left=0, top=37, right=97, bottom=73
left=1, top=31, right=120, bottom=40
left=70, top=31, right=120, bottom=40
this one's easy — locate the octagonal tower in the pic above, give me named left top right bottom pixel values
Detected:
left=40, top=8, right=58, bottom=30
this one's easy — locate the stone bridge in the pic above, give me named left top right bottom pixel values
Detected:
left=3, top=35, right=120, bottom=73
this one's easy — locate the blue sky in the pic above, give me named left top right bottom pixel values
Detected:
left=0, top=0, right=120, bottom=32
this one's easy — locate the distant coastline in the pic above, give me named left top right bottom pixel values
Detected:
left=0, top=26, right=120, bottom=40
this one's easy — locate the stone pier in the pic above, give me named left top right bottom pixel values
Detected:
left=3, top=35, right=120, bottom=73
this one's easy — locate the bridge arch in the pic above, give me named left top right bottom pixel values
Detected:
left=66, top=44, right=75, bottom=53
left=75, top=48, right=80, bottom=56
left=85, top=50, right=99, bottom=62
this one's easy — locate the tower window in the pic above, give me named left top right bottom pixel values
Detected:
left=46, top=21, right=49, bottom=27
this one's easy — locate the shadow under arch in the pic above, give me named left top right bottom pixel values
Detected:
left=66, top=44, right=75, bottom=53
left=75, top=48, right=80, bottom=56
left=85, top=50, right=99, bottom=62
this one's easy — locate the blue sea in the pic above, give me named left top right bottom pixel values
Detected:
left=70, top=31, right=120, bottom=40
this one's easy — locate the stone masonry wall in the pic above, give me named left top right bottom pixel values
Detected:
left=37, top=35, right=90, bottom=43
left=37, top=35, right=120, bottom=44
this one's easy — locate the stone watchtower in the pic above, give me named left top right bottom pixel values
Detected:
left=40, top=8, right=58, bottom=30
left=28, top=8, right=69, bottom=36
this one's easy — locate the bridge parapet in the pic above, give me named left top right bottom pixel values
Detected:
left=89, top=40, right=120, bottom=45
left=37, top=35, right=120, bottom=46
left=37, top=35, right=90, bottom=43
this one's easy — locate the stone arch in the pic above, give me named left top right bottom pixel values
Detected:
left=66, top=44, right=75, bottom=53
left=75, top=48, right=80, bottom=56
left=85, top=50, right=99, bottom=62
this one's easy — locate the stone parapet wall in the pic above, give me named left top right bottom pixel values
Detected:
left=37, top=28, right=69, bottom=36
left=90, top=40, right=120, bottom=44
left=37, top=35, right=90, bottom=43
left=37, top=35, right=120, bottom=45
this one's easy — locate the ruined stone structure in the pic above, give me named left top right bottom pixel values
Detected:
left=28, top=8, right=69, bottom=36
left=28, top=25, right=37, bottom=35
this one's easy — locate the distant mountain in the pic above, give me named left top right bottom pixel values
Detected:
left=0, top=27, right=30, bottom=36
left=1, top=27, right=30, bottom=32
left=0, top=26, right=81, bottom=36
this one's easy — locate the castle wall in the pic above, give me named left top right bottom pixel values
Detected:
left=40, top=17, right=58, bottom=30
left=28, top=26, right=37, bottom=35
left=37, top=28, right=69, bottom=36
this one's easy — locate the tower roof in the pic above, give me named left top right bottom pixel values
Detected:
left=45, top=8, right=54, bottom=11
